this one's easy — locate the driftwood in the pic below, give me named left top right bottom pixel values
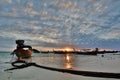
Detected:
left=4, top=61, right=120, bottom=79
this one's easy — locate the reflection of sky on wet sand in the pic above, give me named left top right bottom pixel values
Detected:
left=32, top=53, right=120, bottom=73
left=35, top=53, right=76, bottom=69
left=1, top=52, right=120, bottom=80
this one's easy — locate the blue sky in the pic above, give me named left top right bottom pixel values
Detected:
left=0, top=0, right=120, bottom=51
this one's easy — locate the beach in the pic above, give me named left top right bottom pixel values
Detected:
left=0, top=0, right=120, bottom=80
left=0, top=52, right=120, bottom=80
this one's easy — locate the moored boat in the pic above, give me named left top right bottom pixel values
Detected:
left=14, top=49, right=32, bottom=60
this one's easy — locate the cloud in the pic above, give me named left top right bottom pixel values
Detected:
left=0, top=0, right=120, bottom=50
left=98, top=29, right=120, bottom=40
left=0, top=0, right=12, bottom=5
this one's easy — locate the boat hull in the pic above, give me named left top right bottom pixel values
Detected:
left=15, top=49, right=32, bottom=59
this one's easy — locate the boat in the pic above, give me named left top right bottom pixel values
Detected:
left=14, top=49, right=32, bottom=60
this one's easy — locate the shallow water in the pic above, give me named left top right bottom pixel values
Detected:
left=0, top=52, right=120, bottom=80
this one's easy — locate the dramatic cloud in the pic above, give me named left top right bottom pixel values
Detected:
left=0, top=0, right=120, bottom=51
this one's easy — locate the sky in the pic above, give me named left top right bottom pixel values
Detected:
left=0, top=0, right=120, bottom=51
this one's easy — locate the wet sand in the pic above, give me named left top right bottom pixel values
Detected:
left=1, top=53, right=120, bottom=80
left=5, top=61, right=120, bottom=79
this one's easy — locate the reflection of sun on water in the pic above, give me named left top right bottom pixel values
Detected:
left=66, top=55, right=70, bottom=62
left=64, top=54, right=73, bottom=69
left=66, top=63, right=72, bottom=69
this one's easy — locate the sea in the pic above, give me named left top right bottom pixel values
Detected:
left=0, top=52, right=120, bottom=80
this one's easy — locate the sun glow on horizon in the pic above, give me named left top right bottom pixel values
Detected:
left=64, top=47, right=73, bottom=52
left=33, top=46, right=76, bottom=51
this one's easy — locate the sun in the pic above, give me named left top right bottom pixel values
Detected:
left=64, top=47, right=72, bottom=52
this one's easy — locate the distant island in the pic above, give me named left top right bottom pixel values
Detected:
left=32, top=49, right=41, bottom=53
left=32, top=48, right=120, bottom=55
left=0, top=48, right=119, bottom=55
